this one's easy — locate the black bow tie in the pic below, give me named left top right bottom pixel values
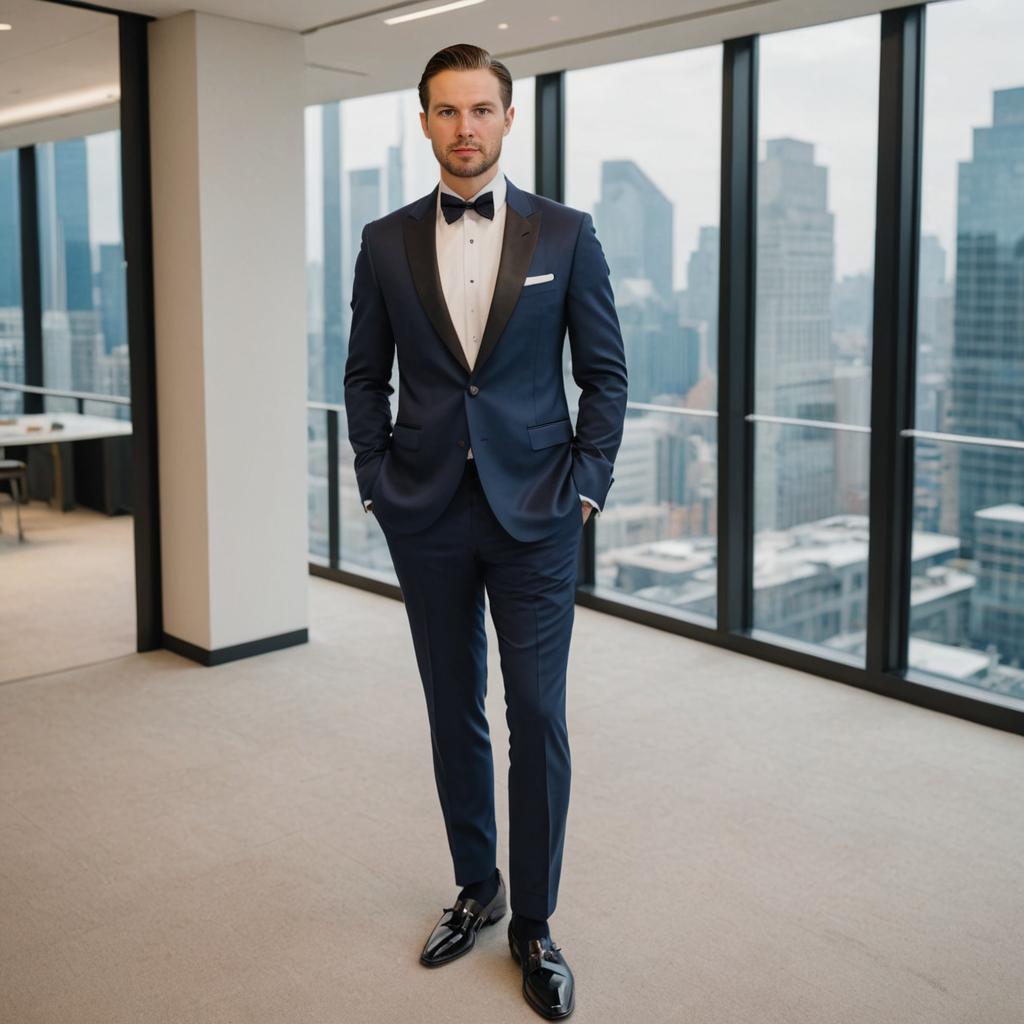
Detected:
left=440, top=190, right=495, bottom=224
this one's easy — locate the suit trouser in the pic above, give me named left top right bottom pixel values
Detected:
left=378, top=457, right=583, bottom=921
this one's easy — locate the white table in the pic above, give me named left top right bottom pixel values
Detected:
left=0, top=413, right=133, bottom=511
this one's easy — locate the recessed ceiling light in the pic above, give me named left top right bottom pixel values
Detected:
left=384, top=0, right=487, bottom=26
left=549, top=14, right=560, bottom=21
left=0, top=23, right=14, bottom=31
left=497, top=22, right=508, bottom=30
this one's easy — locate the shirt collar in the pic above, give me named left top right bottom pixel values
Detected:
left=437, top=165, right=506, bottom=219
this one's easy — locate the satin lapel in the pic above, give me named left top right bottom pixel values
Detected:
left=402, top=188, right=471, bottom=375
left=472, top=203, right=542, bottom=378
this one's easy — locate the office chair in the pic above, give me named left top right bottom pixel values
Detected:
left=0, top=459, right=27, bottom=542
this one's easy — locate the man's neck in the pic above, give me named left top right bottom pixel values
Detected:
left=439, top=164, right=501, bottom=201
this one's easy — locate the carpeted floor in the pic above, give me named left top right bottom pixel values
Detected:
left=1, top=524, right=1022, bottom=1022
left=0, top=499, right=136, bottom=685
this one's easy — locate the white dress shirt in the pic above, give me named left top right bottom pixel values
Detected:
left=365, top=164, right=599, bottom=514
left=436, top=166, right=507, bottom=394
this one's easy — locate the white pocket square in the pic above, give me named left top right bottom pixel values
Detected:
left=524, top=273, right=555, bottom=286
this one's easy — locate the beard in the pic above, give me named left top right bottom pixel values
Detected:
left=435, top=139, right=501, bottom=179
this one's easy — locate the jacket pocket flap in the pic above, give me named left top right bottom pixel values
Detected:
left=527, top=417, right=573, bottom=450
left=391, top=423, right=421, bottom=450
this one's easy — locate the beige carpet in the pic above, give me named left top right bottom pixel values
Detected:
left=1, top=572, right=1022, bottom=1023
left=0, top=499, right=136, bottom=685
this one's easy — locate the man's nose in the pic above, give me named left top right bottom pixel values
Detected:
left=456, top=115, right=474, bottom=135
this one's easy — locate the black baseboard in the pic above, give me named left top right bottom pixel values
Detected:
left=309, top=560, right=403, bottom=601
left=163, top=628, right=308, bottom=666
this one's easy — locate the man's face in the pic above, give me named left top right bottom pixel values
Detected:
left=419, top=68, right=514, bottom=180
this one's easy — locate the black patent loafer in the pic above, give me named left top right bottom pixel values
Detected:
left=419, top=869, right=507, bottom=967
left=508, top=921, right=575, bottom=1019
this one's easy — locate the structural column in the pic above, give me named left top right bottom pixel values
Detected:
left=148, top=12, right=308, bottom=663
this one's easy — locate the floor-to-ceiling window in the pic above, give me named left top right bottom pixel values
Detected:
left=0, top=148, right=23, bottom=415
left=566, top=48, right=721, bottom=620
left=306, top=79, right=535, bottom=575
left=35, top=130, right=128, bottom=418
left=908, top=0, right=1024, bottom=703
left=751, top=15, right=880, bottom=660
left=303, top=8, right=1024, bottom=734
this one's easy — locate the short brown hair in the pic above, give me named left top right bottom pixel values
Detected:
left=418, top=43, right=512, bottom=113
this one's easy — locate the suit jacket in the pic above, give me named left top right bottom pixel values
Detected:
left=343, top=176, right=628, bottom=543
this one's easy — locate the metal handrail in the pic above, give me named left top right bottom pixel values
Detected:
left=627, top=400, right=718, bottom=419
left=899, top=428, right=1024, bottom=452
left=745, top=413, right=871, bottom=434
left=7, top=387, right=1012, bottom=450
left=0, top=381, right=131, bottom=407
left=747, top=415, right=1024, bottom=451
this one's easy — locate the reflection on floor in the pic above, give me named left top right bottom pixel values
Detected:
left=1, top=575, right=1022, bottom=1022
left=0, top=496, right=135, bottom=685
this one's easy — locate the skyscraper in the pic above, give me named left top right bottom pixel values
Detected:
left=386, top=141, right=404, bottom=214
left=37, top=138, right=93, bottom=312
left=756, top=137, right=837, bottom=531
left=345, top=165, right=382, bottom=360
left=36, top=138, right=101, bottom=395
left=0, top=150, right=20, bottom=310
left=0, top=151, right=21, bottom=414
left=914, top=234, right=953, bottom=537
left=321, top=103, right=344, bottom=405
left=949, top=86, right=1024, bottom=557
left=348, top=168, right=382, bottom=255
left=98, top=243, right=127, bottom=356
left=684, top=226, right=719, bottom=372
left=971, top=504, right=1024, bottom=666
left=592, top=159, right=677, bottom=404
left=593, top=160, right=673, bottom=303
left=917, top=233, right=950, bottom=365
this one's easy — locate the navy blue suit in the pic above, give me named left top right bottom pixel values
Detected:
left=344, top=176, right=627, bottom=920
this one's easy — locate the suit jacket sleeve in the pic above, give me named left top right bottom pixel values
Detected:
left=566, top=211, right=628, bottom=510
left=343, top=223, right=395, bottom=507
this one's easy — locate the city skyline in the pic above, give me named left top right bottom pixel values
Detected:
left=3, top=0, right=1022, bottom=694
left=300, top=51, right=1023, bottom=691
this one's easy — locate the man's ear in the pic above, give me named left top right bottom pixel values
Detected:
left=419, top=111, right=429, bottom=138
left=503, top=105, right=515, bottom=136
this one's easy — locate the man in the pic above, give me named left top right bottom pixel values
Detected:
left=344, top=42, right=627, bottom=1021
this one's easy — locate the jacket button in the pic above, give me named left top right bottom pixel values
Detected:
left=457, top=439, right=466, bottom=447
left=468, top=384, right=479, bottom=396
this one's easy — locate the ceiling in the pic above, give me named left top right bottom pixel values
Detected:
left=0, top=0, right=922, bottom=143
left=0, top=1, right=118, bottom=143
